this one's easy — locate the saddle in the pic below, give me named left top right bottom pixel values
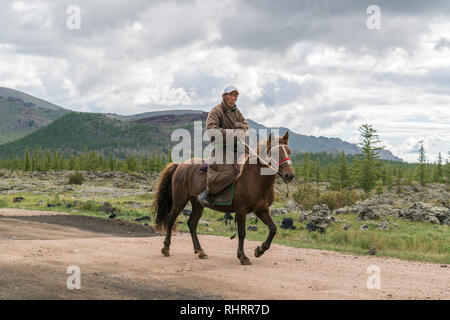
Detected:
left=197, top=154, right=248, bottom=205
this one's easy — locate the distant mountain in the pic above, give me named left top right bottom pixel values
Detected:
left=244, top=119, right=402, bottom=161
left=0, top=87, right=70, bottom=144
left=125, top=110, right=402, bottom=161
left=0, top=88, right=402, bottom=161
left=104, top=109, right=206, bottom=121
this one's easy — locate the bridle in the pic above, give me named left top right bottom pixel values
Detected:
left=238, top=137, right=294, bottom=198
left=266, top=143, right=292, bottom=178
left=268, top=144, right=292, bottom=168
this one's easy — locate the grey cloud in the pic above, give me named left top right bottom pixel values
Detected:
left=435, top=38, right=450, bottom=50
left=173, top=71, right=227, bottom=103
left=259, top=78, right=322, bottom=106
left=218, top=0, right=449, bottom=53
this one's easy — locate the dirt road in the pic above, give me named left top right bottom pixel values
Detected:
left=0, top=209, right=448, bottom=299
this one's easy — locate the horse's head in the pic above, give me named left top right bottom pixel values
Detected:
left=264, top=131, right=296, bottom=183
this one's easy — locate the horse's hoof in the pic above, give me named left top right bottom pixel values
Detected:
left=198, top=252, right=208, bottom=259
left=240, top=257, right=252, bottom=265
left=254, top=246, right=264, bottom=258
left=161, top=247, right=170, bottom=257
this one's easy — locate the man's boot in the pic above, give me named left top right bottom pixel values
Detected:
left=197, top=189, right=212, bottom=207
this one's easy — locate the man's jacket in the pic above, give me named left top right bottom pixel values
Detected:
left=205, top=101, right=249, bottom=195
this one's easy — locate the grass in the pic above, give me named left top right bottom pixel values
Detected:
left=1, top=191, right=449, bottom=264
left=174, top=209, right=450, bottom=264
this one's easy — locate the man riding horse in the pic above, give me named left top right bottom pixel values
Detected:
left=153, top=86, right=296, bottom=265
left=197, top=85, right=249, bottom=207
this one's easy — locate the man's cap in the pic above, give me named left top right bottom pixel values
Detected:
left=223, top=85, right=239, bottom=95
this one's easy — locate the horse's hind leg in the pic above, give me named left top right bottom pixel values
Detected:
left=161, top=198, right=189, bottom=257
left=254, top=208, right=277, bottom=258
left=188, top=199, right=207, bottom=259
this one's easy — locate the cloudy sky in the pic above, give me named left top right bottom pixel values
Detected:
left=0, top=0, right=449, bottom=162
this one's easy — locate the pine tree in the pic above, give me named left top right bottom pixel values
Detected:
left=357, top=124, right=384, bottom=194
left=325, top=165, right=332, bottom=182
left=436, top=153, right=443, bottom=183
left=109, top=153, right=115, bottom=172
left=126, top=155, right=137, bottom=172
left=314, top=158, right=320, bottom=184
left=331, top=151, right=350, bottom=191
left=375, top=179, right=384, bottom=197
left=69, top=154, right=76, bottom=170
left=44, top=149, right=51, bottom=171
left=417, top=141, right=426, bottom=186
left=98, top=154, right=105, bottom=171
left=302, top=152, right=311, bottom=184
left=24, top=147, right=31, bottom=171
left=445, top=152, right=450, bottom=183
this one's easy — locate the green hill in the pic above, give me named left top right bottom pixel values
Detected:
left=0, top=88, right=403, bottom=161
left=0, top=112, right=186, bottom=159
left=0, top=87, right=70, bottom=144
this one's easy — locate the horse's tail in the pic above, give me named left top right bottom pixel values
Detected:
left=153, top=162, right=178, bottom=232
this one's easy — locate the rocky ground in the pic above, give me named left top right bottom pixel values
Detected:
left=0, top=170, right=157, bottom=200
left=0, top=171, right=450, bottom=241
left=271, top=184, right=450, bottom=233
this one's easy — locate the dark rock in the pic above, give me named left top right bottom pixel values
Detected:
left=247, top=226, right=257, bottom=231
left=305, top=222, right=326, bottom=234
left=182, top=209, right=191, bottom=216
left=47, top=203, right=59, bottom=207
left=109, top=213, right=117, bottom=219
left=224, top=213, right=234, bottom=225
left=13, top=197, right=25, bottom=203
left=280, top=217, right=296, bottom=230
left=358, top=207, right=380, bottom=221
left=100, top=202, right=118, bottom=215
left=368, top=246, right=378, bottom=255
left=360, top=224, right=369, bottom=230
left=376, top=221, right=389, bottom=230
left=65, top=202, right=77, bottom=208
left=135, top=216, right=150, bottom=222
left=343, top=224, right=350, bottom=230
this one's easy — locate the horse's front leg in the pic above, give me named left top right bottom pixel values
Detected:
left=254, top=208, right=277, bottom=258
left=236, top=211, right=251, bottom=265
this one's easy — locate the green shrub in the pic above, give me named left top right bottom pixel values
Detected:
left=0, top=198, right=8, bottom=208
left=293, top=183, right=364, bottom=210
left=68, top=172, right=84, bottom=185
left=80, top=200, right=100, bottom=211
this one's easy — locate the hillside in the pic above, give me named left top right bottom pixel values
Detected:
left=0, top=87, right=70, bottom=144
left=0, top=112, right=175, bottom=159
left=130, top=110, right=402, bottom=161
left=0, top=88, right=402, bottom=161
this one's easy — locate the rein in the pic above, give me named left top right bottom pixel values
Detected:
left=238, top=137, right=291, bottom=172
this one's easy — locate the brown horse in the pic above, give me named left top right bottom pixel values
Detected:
left=153, top=131, right=295, bottom=265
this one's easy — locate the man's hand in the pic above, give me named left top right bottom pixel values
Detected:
left=235, top=129, right=246, bottom=143
left=234, top=122, right=246, bottom=130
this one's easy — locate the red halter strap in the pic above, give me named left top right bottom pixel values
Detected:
left=279, top=157, right=291, bottom=166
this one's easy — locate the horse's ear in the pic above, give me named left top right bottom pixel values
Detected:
left=281, top=131, right=289, bottom=144
left=267, top=132, right=274, bottom=150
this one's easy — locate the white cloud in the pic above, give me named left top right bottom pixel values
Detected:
left=0, top=0, right=449, bottom=162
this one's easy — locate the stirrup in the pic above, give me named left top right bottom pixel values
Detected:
left=197, top=191, right=211, bottom=207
